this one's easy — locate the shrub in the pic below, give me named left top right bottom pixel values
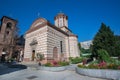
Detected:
left=44, top=61, right=69, bottom=67
left=52, top=61, right=58, bottom=66
left=36, top=53, right=44, bottom=61
left=44, top=62, right=52, bottom=67
left=116, top=60, right=120, bottom=65
left=78, top=60, right=120, bottom=70
left=107, top=63, right=119, bottom=69
left=69, top=57, right=73, bottom=60
left=98, top=61, right=107, bottom=69
left=78, top=64, right=88, bottom=68
left=58, top=61, right=69, bottom=66
left=69, top=57, right=84, bottom=64
left=97, top=49, right=110, bottom=62
left=89, top=60, right=99, bottom=65
left=88, top=64, right=99, bottom=69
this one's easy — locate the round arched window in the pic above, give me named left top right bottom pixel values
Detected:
left=6, top=22, right=12, bottom=29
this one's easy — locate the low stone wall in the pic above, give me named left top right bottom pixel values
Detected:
left=41, top=66, right=66, bottom=72
left=76, top=67, right=120, bottom=80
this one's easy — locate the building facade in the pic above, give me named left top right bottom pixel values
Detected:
left=24, top=13, right=80, bottom=62
left=0, top=16, right=17, bottom=59
left=0, top=16, right=25, bottom=62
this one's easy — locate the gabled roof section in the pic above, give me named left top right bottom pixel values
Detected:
left=66, top=30, right=78, bottom=38
left=47, top=22, right=69, bottom=36
left=60, top=26, right=72, bottom=32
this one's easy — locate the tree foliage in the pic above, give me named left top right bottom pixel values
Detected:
left=114, top=35, right=120, bottom=56
left=97, top=49, right=110, bottom=62
left=78, top=43, right=81, bottom=50
left=81, top=48, right=91, bottom=53
left=92, top=23, right=116, bottom=57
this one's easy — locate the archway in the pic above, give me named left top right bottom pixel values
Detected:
left=31, top=50, right=35, bottom=61
left=53, top=47, right=58, bottom=60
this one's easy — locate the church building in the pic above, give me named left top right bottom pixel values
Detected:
left=24, top=13, right=80, bottom=62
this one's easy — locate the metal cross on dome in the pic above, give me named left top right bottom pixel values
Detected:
left=37, top=12, right=41, bottom=18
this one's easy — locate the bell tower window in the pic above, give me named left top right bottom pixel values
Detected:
left=54, top=13, right=68, bottom=28
left=6, top=22, right=12, bottom=29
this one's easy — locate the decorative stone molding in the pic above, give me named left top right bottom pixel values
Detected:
left=30, top=39, right=38, bottom=46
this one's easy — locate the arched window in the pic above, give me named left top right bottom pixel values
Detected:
left=53, top=47, right=58, bottom=60
left=32, top=50, right=35, bottom=61
left=6, top=22, right=12, bottom=29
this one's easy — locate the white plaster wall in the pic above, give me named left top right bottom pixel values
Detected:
left=69, top=36, right=80, bottom=57
left=65, top=37, right=70, bottom=59
left=55, top=19, right=58, bottom=27
left=64, top=18, right=68, bottom=27
left=59, top=18, right=63, bottom=27
left=24, top=26, right=48, bottom=60
left=47, top=26, right=67, bottom=59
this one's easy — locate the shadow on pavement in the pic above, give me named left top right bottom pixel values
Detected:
left=0, top=63, right=27, bottom=75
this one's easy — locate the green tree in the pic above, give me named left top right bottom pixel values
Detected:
left=81, top=48, right=91, bottom=53
left=114, top=35, right=120, bottom=56
left=78, top=43, right=81, bottom=50
left=97, top=49, right=110, bottom=62
left=92, top=23, right=116, bottom=57
left=78, top=43, right=82, bottom=56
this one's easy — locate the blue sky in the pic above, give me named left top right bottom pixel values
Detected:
left=0, top=0, right=120, bottom=42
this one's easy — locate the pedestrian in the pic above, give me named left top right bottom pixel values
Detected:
left=38, top=62, right=41, bottom=66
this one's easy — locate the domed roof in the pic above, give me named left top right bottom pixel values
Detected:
left=30, top=18, right=47, bottom=29
left=54, top=12, right=68, bottom=20
left=26, top=18, right=48, bottom=34
left=57, top=12, right=66, bottom=16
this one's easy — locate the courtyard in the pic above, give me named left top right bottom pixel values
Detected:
left=0, top=63, right=106, bottom=80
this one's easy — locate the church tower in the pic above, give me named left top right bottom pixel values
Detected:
left=54, top=13, right=68, bottom=28
left=0, top=16, right=17, bottom=57
left=0, top=16, right=17, bottom=43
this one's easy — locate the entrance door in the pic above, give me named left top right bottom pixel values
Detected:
left=32, top=50, right=35, bottom=61
left=53, top=47, right=58, bottom=60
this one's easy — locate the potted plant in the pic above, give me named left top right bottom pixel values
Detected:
left=36, top=53, right=44, bottom=66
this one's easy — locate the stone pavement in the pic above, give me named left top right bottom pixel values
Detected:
left=0, top=63, right=107, bottom=80
left=0, top=63, right=27, bottom=75
left=0, top=68, right=107, bottom=80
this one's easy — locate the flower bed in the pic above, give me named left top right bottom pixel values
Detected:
left=75, top=49, right=120, bottom=79
left=76, top=59, right=120, bottom=80
left=44, top=61, right=69, bottom=67
left=76, top=67, right=120, bottom=80
left=41, top=61, right=69, bottom=72
left=78, top=61, right=120, bottom=69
